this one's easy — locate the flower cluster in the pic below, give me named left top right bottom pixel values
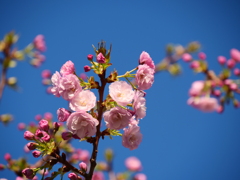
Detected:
left=182, top=49, right=240, bottom=112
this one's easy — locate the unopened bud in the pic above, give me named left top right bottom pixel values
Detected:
left=218, top=56, right=226, bottom=65
left=79, top=162, right=87, bottom=171
left=198, top=52, right=206, bottom=60
left=84, top=65, right=91, bottom=72
left=62, top=132, right=72, bottom=140
left=87, top=54, right=93, bottom=61
left=105, top=148, right=113, bottom=162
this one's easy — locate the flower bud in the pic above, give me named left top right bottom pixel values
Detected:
left=24, top=131, right=35, bottom=140
left=96, top=53, right=106, bottom=63
left=134, top=173, right=147, bottom=180
left=35, top=129, right=43, bottom=138
left=39, top=119, right=49, bottom=131
left=105, top=148, right=113, bottom=162
left=53, top=122, right=60, bottom=131
left=62, top=132, right=72, bottom=140
left=41, top=70, right=52, bottom=79
left=42, top=134, right=51, bottom=142
left=35, top=114, right=42, bottom=121
left=68, top=173, right=78, bottom=180
left=230, top=48, right=240, bottom=62
left=18, top=123, right=26, bottom=130
left=230, top=83, right=238, bottom=91
left=87, top=54, right=93, bottom=61
left=44, top=112, right=53, bottom=121
left=0, top=164, right=5, bottom=170
left=227, top=59, right=236, bottom=69
left=22, top=168, right=35, bottom=179
left=218, top=56, right=226, bottom=65
left=84, top=65, right=91, bottom=72
left=79, top=162, right=87, bottom=171
left=198, top=52, right=206, bottom=60
left=213, top=89, right=221, bottom=97
left=27, top=142, right=38, bottom=150
left=57, top=108, right=70, bottom=122
left=4, top=153, right=11, bottom=161
left=234, top=68, right=240, bottom=76
left=190, top=61, right=200, bottom=69
left=182, top=53, right=192, bottom=62
left=32, top=150, right=41, bottom=158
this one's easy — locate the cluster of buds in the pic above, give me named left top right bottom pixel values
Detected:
left=155, top=41, right=201, bottom=75
left=183, top=49, right=240, bottom=112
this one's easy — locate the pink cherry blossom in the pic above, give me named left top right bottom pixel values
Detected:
left=182, top=53, right=192, bottom=62
left=92, top=171, right=105, bottom=180
left=227, top=59, right=236, bottom=69
left=57, top=108, right=71, bottom=122
left=69, top=90, right=96, bottom=111
left=67, top=111, right=99, bottom=138
left=33, top=35, right=46, bottom=52
left=59, top=74, right=82, bottom=100
left=60, top=60, right=75, bottom=76
left=198, top=52, right=206, bottom=60
left=109, top=81, right=134, bottom=106
left=230, top=48, right=240, bottom=62
left=217, top=56, right=226, bottom=65
left=133, top=91, right=146, bottom=119
left=139, top=51, right=155, bottom=69
left=39, top=119, right=49, bottom=131
left=189, top=81, right=205, bottom=96
left=103, top=107, right=132, bottom=130
left=41, top=70, right=51, bottom=79
left=187, top=96, right=219, bottom=112
left=136, top=64, right=154, bottom=90
left=51, top=71, right=62, bottom=97
left=122, top=124, right=142, bottom=150
left=125, top=156, right=142, bottom=171
left=134, top=173, right=147, bottom=180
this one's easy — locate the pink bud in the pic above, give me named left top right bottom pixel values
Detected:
left=33, top=34, right=46, bottom=52
left=41, top=70, right=52, bottom=79
left=234, top=68, right=240, bottom=76
left=125, top=157, right=142, bottom=171
left=57, top=108, right=70, bottom=122
left=213, top=89, right=221, bottom=97
left=35, top=114, right=42, bottom=121
left=18, top=123, right=26, bottom=130
left=96, top=53, right=106, bottom=63
left=27, top=142, right=38, bottom=150
left=182, top=53, right=192, bottom=62
left=24, top=131, right=35, bottom=140
left=79, top=73, right=87, bottom=80
left=198, top=52, right=206, bottom=60
left=216, top=105, right=224, bottom=113
left=224, top=79, right=232, bottom=86
left=22, top=168, right=35, bottom=179
left=0, top=164, right=5, bottom=170
left=217, top=56, right=226, bottom=65
left=79, top=150, right=90, bottom=162
left=44, top=112, right=53, bottom=121
left=35, top=129, right=43, bottom=138
left=32, top=150, right=41, bottom=158
left=230, top=48, right=240, bottom=62
left=190, top=61, right=200, bottom=69
left=227, top=59, right=236, bottom=69
left=230, top=83, right=238, bottom=91
left=134, top=173, right=147, bottom=180
left=68, top=173, right=78, bottom=180
left=84, top=65, right=91, bottom=72
left=39, top=119, right=49, bottom=131
left=16, top=177, right=24, bottom=180
left=41, top=134, right=51, bottom=142
left=87, top=54, right=94, bottom=61
left=79, top=162, right=87, bottom=171
left=62, top=132, right=72, bottom=140
left=53, top=122, right=60, bottom=130
left=4, top=153, right=11, bottom=161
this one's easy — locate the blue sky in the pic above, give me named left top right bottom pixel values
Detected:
left=0, top=0, right=240, bottom=179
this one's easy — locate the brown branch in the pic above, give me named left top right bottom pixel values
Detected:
left=86, top=70, right=107, bottom=180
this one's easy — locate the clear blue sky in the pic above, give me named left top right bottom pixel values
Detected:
left=0, top=0, right=240, bottom=179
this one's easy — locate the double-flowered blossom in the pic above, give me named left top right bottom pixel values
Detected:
left=104, top=107, right=132, bottom=130
left=60, top=60, right=75, bottom=75
left=109, top=81, right=134, bottom=106
left=139, top=51, right=155, bottom=70
left=67, top=111, right=99, bottom=138
left=122, top=124, right=142, bottom=150
left=136, top=64, right=154, bottom=90
left=33, top=35, right=46, bottom=52
left=187, top=96, right=220, bottom=112
left=188, top=81, right=205, bottom=96
left=133, top=91, right=146, bottom=120
left=69, top=90, right=96, bottom=111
